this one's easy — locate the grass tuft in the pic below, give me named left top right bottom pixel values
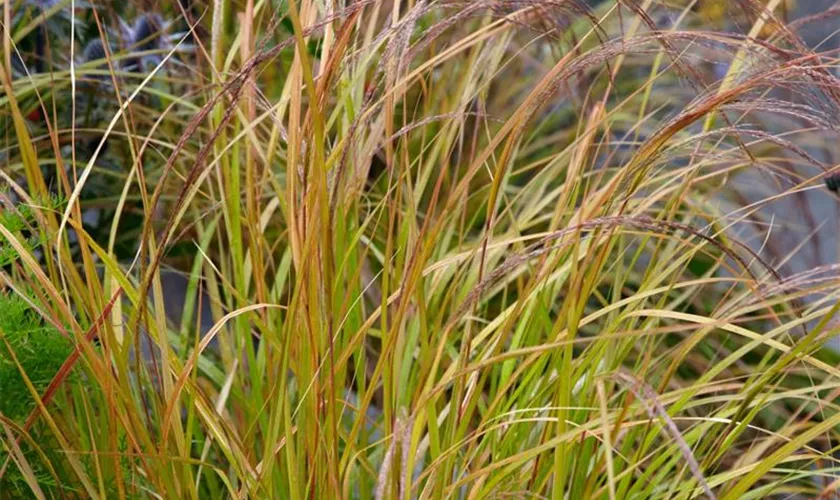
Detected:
left=3, top=0, right=840, bottom=497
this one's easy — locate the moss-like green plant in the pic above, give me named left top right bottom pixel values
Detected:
left=0, top=292, right=73, bottom=422
left=0, top=292, right=77, bottom=497
left=0, top=191, right=66, bottom=267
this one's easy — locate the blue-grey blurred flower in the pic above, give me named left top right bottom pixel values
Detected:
left=83, top=38, right=107, bottom=63
left=80, top=38, right=112, bottom=80
left=121, top=14, right=168, bottom=73
left=119, top=13, right=193, bottom=74
left=131, top=14, right=167, bottom=52
left=23, top=0, right=64, bottom=9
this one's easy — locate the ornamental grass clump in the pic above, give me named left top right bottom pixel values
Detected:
left=4, top=0, right=840, bottom=498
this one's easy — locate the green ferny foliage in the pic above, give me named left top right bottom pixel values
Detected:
left=0, top=190, right=66, bottom=267
left=0, top=292, right=74, bottom=422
